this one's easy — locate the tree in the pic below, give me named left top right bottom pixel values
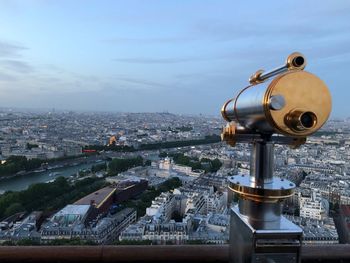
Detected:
left=114, top=240, right=152, bottom=245
left=91, top=163, right=107, bottom=172
left=4, top=202, right=25, bottom=217
left=0, top=156, right=42, bottom=178
left=191, top=162, right=202, bottom=170
left=159, top=152, right=168, bottom=158
left=26, top=143, right=39, bottom=150
left=186, top=240, right=205, bottom=244
left=210, top=158, right=222, bottom=172
left=108, top=156, right=143, bottom=175
left=17, top=238, right=40, bottom=246
left=0, top=177, right=106, bottom=219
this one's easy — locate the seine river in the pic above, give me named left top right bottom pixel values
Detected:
left=0, top=162, right=99, bottom=192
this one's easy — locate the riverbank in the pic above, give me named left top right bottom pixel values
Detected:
left=0, top=154, right=106, bottom=182
left=0, top=176, right=107, bottom=220
left=0, top=160, right=105, bottom=192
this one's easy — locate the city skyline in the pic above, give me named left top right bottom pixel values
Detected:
left=0, top=1, right=350, bottom=117
left=0, top=109, right=348, bottom=247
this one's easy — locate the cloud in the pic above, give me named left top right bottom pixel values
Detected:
left=112, top=53, right=245, bottom=64
left=104, top=36, right=196, bottom=45
left=0, top=72, right=17, bottom=81
left=191, top=18, right=347, bottom=44
left=115, top=76, right=166, bottom=88
left=112, top=56, right=209, bottom=64
left=113, top=49, right=290, bottom=67
left=0, top=59, right=34, bottom=73
left=0, top=40, right=28, bottom=58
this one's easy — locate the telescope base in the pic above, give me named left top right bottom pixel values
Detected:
left=229, top=205, right=302, bottom=263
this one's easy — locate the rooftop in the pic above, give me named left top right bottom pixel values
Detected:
left=55, top=204, right=91, bottom=218
left=74, top=186, right=116, bottom=208
left=49, top=204, right=91, bottom=227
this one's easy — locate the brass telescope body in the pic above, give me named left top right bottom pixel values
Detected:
left=222, top=52, right=332, bottom=143
left=222, top=52, right=332, bottom=203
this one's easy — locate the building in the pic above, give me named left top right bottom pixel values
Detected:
left=159, top=157, right=171, bottom=170
left=286, top=215, right=339, bottom=245
left=0, top=211, right=42, bottom=243
left=206, top=192, right=226, bottom=214
left=75, top=179, right=148, bottom=213
left=299, top=191, right=329, bottom=220
left=189, top=213, right=229, bottom=244
left=146, top=192, right=175, bottom=222
left=172, top=164, right=192, bottom=175
left=74, top=186, right=117, bottom=216
left=41, top=206, right=136, bottom=244
left=114, top=179, right=148, bottom=203
left=41, top=204, right=92, bottom=241
left=338, top=205, right=350, bottom=243
left=89, top=208, right=137, bottom=244
left=119, top=222, right=144, bottom=241
left=120, top=185, right=230, bottom=245
left=142, top=216, right=192, bottom=244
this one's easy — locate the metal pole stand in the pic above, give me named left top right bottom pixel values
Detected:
left=228, top=141, right=302, bottom=263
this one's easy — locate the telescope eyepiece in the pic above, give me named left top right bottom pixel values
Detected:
left=286, top=52, right=306, bottom=70
left=292, top=56, right=305, bottom=68
left=285, top=110, right=317, bottom=132
left=249, top=52, right=306, bottom=85
left=300, top=112, right=316, bottom=128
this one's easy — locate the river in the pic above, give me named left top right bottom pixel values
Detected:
left=0, top=162, right=100, bottom=192
left=0, top=151, right=160, bottom=192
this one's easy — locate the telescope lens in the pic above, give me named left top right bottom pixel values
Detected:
left=285, top=110, right=317, bottom=132
left=293, top=56, right=305, bottom=67
left=300, top=112, right=316, bottom=128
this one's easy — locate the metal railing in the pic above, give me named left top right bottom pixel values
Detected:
left=0, top=244, right=349, bottom=262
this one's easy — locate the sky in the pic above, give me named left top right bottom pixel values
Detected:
left=0, top=0, right=349, bottom=117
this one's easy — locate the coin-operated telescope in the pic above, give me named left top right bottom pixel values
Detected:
left=221, top=53, right=331, bottom=263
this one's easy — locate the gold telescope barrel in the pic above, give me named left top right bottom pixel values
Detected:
left=221, top=53, right=332, bottom=137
